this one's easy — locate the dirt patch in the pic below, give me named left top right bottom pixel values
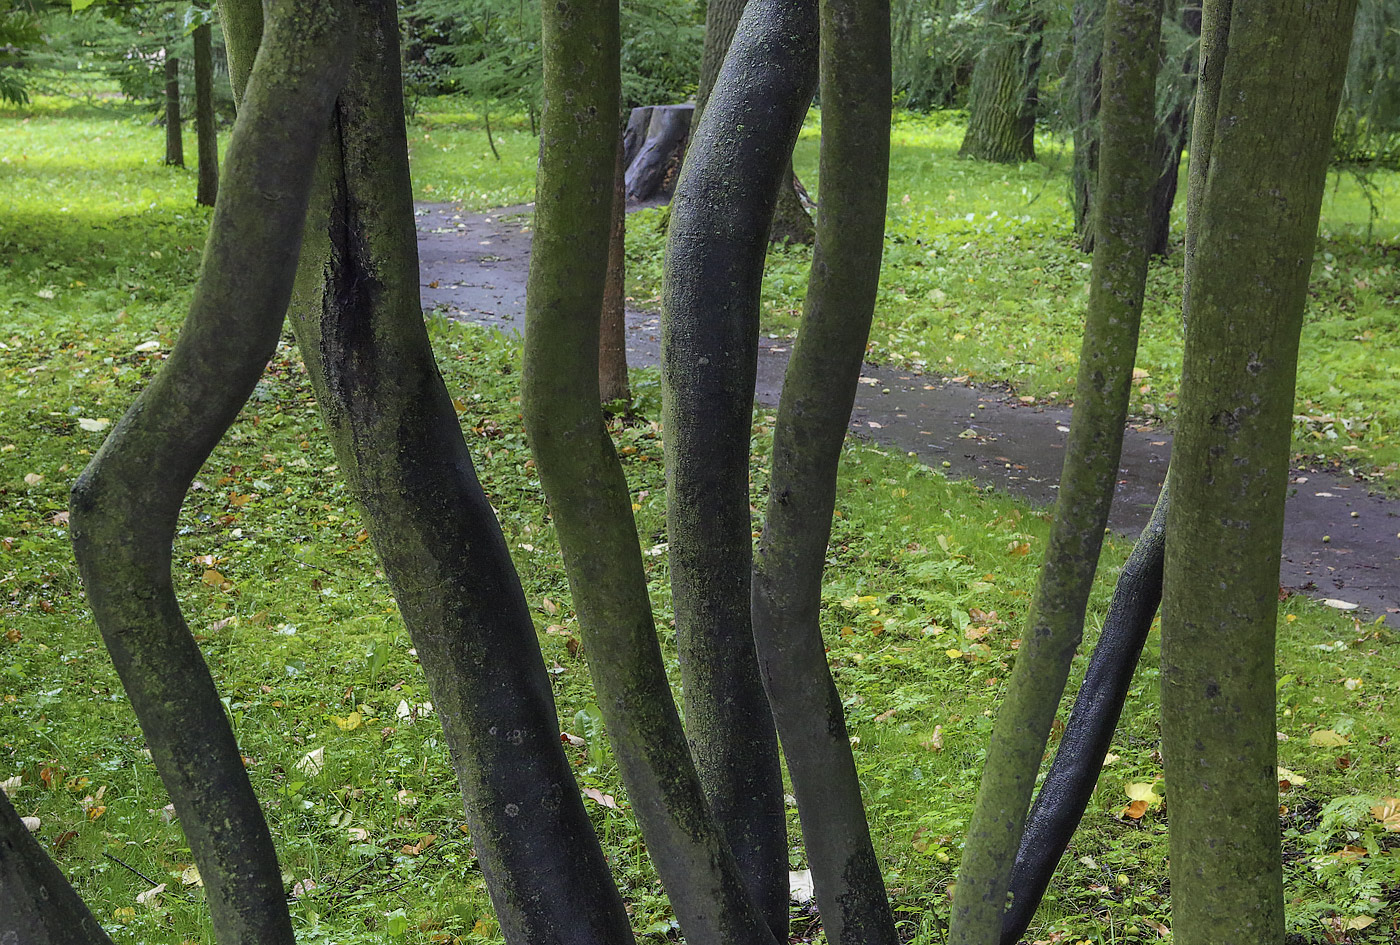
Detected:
left=415, top=201, right=1400, bottom=626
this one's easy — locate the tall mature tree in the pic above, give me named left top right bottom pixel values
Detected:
left=958, top=0, right=1046, bottom=163
left=695, top=0, right=815, bottom=244
left=193, top=14, right=217, bottom=206
left=1161, top=2, right=1356, bottom=942
left=66, top=0, right=355, bottom=941
left=748, top=0, right=897, bottom=940
left=950, top=0, right=1163, bottom=940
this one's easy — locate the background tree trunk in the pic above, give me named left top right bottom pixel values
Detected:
left=194, top=21, right=218, bottom=207
left=949, top=0, right=1162, bottom=939
left=1161, top=2, right=1356, bottom=942
left=662, top=0, right=820, bottom=937
left=600, top=129, right=631, bottom=407
left=696, top=0, right=814, bottom=243
left=959, top=1, right=1045, bottom=164
left=623, top=104, right=692, bottom=203
left=164, top=53, right=183, bottom=166
left=68, top=2, right=353, bottom=942
left=748, top=0, right=896, bottom=940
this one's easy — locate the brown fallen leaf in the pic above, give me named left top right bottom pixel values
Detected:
left=583, top=787, right=618, bottom=809
left=401, top=834, right=436, bottom=856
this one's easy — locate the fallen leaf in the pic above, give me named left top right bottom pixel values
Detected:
left=50, top=511, right=69, bottom=526
left=874, top=708, right=896, bottom=723
left=1, top=775, right=21, bottom=792
left=23, top=473, right=42, bottom=486
left=1322, top=599, right=1358, bottom=611
left=201, top=569, right=227, bottom=587
left=294, top=747, right=325, bottom=776
left=1277, top=766, right=1308, bottom=789
left=331, top=711, right=363, bottom=731
left=1345, top=915, right=1376, bottom=930
left=583, top=787, right=618, bottom=809
left=1122, top=800, right=1149, bottom=819
left=921, top=726, right=944, bottom=751
left=1370, top=796, right=1400, bottom=831
left=347, top=827, right=369, bottom=842
left=136, top=883, right=166, bottom=907
left=21, top=816, right=39, bottom=831
left=179, top=865, right=203, bottom=887
left=77, top=418, right=110, bottom=433
left=291, top=878, right=316, bottom=898
left=1308, top=729, right=1349, bottom=748
left=401, top=834, right=436, bottom=856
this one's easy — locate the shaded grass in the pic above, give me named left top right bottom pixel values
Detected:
left=1, top=97, right=1398, bottom=945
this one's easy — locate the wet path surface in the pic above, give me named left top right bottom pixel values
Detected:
left=416, top=202, right=1400, bottom=625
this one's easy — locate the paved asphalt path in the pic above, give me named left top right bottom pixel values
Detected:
left=415, top=201, right=1400, bottom=626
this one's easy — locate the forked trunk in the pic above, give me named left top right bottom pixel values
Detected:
left=950, top=0, right=1163, bottom=940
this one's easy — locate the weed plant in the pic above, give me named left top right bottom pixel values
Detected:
left=1, top=97, right=1398, bottom=944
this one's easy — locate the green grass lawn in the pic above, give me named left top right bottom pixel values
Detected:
left=2, top=97, right=1399, bottom=944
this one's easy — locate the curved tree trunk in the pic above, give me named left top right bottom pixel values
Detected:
left=67, top=3, right=354, bottom=943
left=218, top=2, right=640, bottom=942
left=959, top=1, right=1045, bottom=164
left=949, top=1, right=1163, bottom=940
left=749, top=0, right=896, bottom=942
left=194, top=20, right=218, bottom=207
left=164, top=53, right=183, bottom=166
left=1, top=787, right=115, bottom=945
left=1001, top=480, right=1169, bottom=944
left=662, top=0, right=819, bottom=938
left=1161, top=3, right=1356, bottom=941
left=696, top=0, right=814, bottom=244
left=523, top=0, right=783, bottom=942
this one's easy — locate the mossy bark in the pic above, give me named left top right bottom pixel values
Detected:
left=164, top=55, right=183, bottom=166
left=958, top=1, right=1045, bottom=164
left=1, top=787, right=115, bottom=945
left=949, top=2, right=1162, bottom=941
left=215, top=2, right=634, bottom=943
left=1161, top=3, right=1356, bottom=942
left=1002, top=481, right=1168, bottom=944
left=194, top=20, right=218, bottom=207
left=696, top=0, right=814, bottom=244
left=1073, top=0, right=1194, bottom=256
left=749, top=0, right=895, bottom=943
left=662, top=0, right=818, bottom=937
left=522, top=3, right=780, bottom=944
left=600, top=131, right=631, bottom=408
left=67, top=4, right=354, bottom=944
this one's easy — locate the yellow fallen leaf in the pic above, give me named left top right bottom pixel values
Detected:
left=332, top=711, right=363, bottom=731
left=945, top=649, right=963, bottom=660
left=180, top=865, right=203, bottom=887
left=1121, top=781, right=1164, bottom=818
left=1308, top=729, right=1349, bottom=747
left=201, top=569, right=227, bottom=587
left=1345, top=916, right=1376, bottom=930
left=23, top=473, right=42, bottom=486
left=1277, top=766, right=1308, bottom=789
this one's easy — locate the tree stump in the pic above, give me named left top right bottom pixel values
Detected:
left=623, top=104, right=693, bottom=204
